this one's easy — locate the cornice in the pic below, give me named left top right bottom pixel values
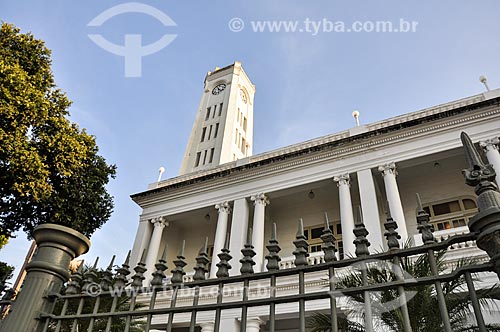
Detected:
left=132, top=97, right=500, bottom=207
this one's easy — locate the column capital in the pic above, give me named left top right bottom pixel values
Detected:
left=150, top=216, right=168, bottom=228
left=333, top=173, right=350, bottom=187
left=378, top=162, right=397, bottom=176
left=251, top=193, right=269, bottom=206
left=215, top=201, right=231, bottom=214
left=480, top=137, right=500, bottom=152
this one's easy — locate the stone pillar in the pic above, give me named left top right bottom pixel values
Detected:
left=130, top=218, right=153, bottom=269
left=145, top=217, right=167, bottom=282
left=0, top=224, right=90, bottom=332
left=356, top=169, right=384, bottom=252
left=250, top=193, right=269, bottom=272
left=210, top=201, right=231, bottom=278
left=229, top=198, right=250, bottom=276
left=480, top=137, right=500, bottom=185
left=246, top=318, right=263, bottom=332
left=378, top=163, right=408, bottom=244
left=333, top=174, right=357, bottom=258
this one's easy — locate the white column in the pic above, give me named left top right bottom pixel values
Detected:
left=356, top=169, right=384, bottom=252
left=250, top=193, right=269, bottom=273
left=378, top=163, right=408, bottom=244
left=333, top=174, right=356, bottom=258
left=246, top=318, right=263, bottom=332
left=480, top=137, right=500, bottom=185
left=210, top=201, right=231, bottom=278
left=129, top=218, right=153, bottom=269
left=229, top=198, right=250, bottom=276
left=145, top=217, right=167, bottom=282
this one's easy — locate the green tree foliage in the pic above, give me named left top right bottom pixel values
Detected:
left=0, top=261, right=14, bottom=283
left=307, top=251, right=500, bottom=331
left=0, top=23, right=116, bottom=238
left=0, top=235, right=8, bottom=249
left=0, top=235, right=13, bottom=283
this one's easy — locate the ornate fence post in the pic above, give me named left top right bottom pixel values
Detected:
left=0, top=224, right=90, bottom=332
left=461, top=132, right=500, bottom=278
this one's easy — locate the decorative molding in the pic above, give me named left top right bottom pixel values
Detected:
left=134, top=107, right=500, bottom=218
left=250, top=193, right=269, bottom=206
left=333, top=173, right=350, bottom=187
left=139, top=106, right=500, bottom=201
left=150, top=216, right=168, bottom=228
left=378, top=162, right=397, bottom=176
left=480, top=137, right=500, bottom=152
left=215, top=201, right=231, bottom=214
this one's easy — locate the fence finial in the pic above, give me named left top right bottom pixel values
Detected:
left=100, top=255, right=115, bottom=291
left=131, top=250, right=147, bottom=288
left=114, top=251, right=132, bottom=289
left=193, top=238, right=210, bottom=281
left=416, top=193, right=435, bottom=245
left=266, top=222, right=282, bottom=271
left=353, top=206, right=370, bottom=257
left=171, top=240, right=187, bottom=284
left=217, top=233, right=233, bottom=278
left=82, top=258, right=99, bottom=294
left=321, top=212, right=337, bottom=262
left=151, top=247, right=168, bottom=287
left=293, top=218, right=309, bottom=266
left=240, top=228, right=256, bottom=275
left=66, top=260, right=85, bottom=295
left=384, top=203, right=401, bottom=250
left=461, top=132, right=500, bottom=278
left=461, top=132, right=497, bottom=192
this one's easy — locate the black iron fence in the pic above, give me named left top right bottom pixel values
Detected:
left=1, top=132, right=500, bottom=332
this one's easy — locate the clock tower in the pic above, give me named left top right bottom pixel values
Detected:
left=179, top=61, right=255, bottom=175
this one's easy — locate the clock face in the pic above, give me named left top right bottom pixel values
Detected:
left=212, top=83, right=226, bottom=95
left=240, top=89, right=247, bottom=104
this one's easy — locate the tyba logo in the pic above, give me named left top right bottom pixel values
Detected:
left=88, top=2, right=177, bottom=77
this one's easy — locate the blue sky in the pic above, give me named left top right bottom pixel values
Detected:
left=1, top=0, right=500, bottom=275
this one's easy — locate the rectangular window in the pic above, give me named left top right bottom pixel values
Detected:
left=195, top=152, right=201, bottom=167
left=208, top=125, right=213, bottom=140
left=238, top=133, right=241, bottom=148
left=237, top=109, right=240, bottom=123
left=214, top=123, right=219, bottom=138
left=241, top=138, right=246, bottom=154
left=243, top=117, right=247, bottom=131
left=200, top=127, right=207, bottom=142
left=213, top=105, right=217, bottom=118
left=240, top=112, right=244, bottom=125
left=219, top=103, right=223, bottom=116
left=209, top=148, right=215, bottom=163
left=205, top=107, right=211, bottom=120
left=203, top=150, right=208, bottom=165
left=235, top=130, right=238, bottom=144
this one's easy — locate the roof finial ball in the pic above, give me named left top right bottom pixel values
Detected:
left=479, top=75, right=491, bottom=92
left=352, top=110, right=360, bottom=127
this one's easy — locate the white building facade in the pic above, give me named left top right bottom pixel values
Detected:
left=129, top=64, right=500, bottom=331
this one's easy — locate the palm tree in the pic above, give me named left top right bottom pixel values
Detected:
left=307, top=250, right=500, bottom=331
